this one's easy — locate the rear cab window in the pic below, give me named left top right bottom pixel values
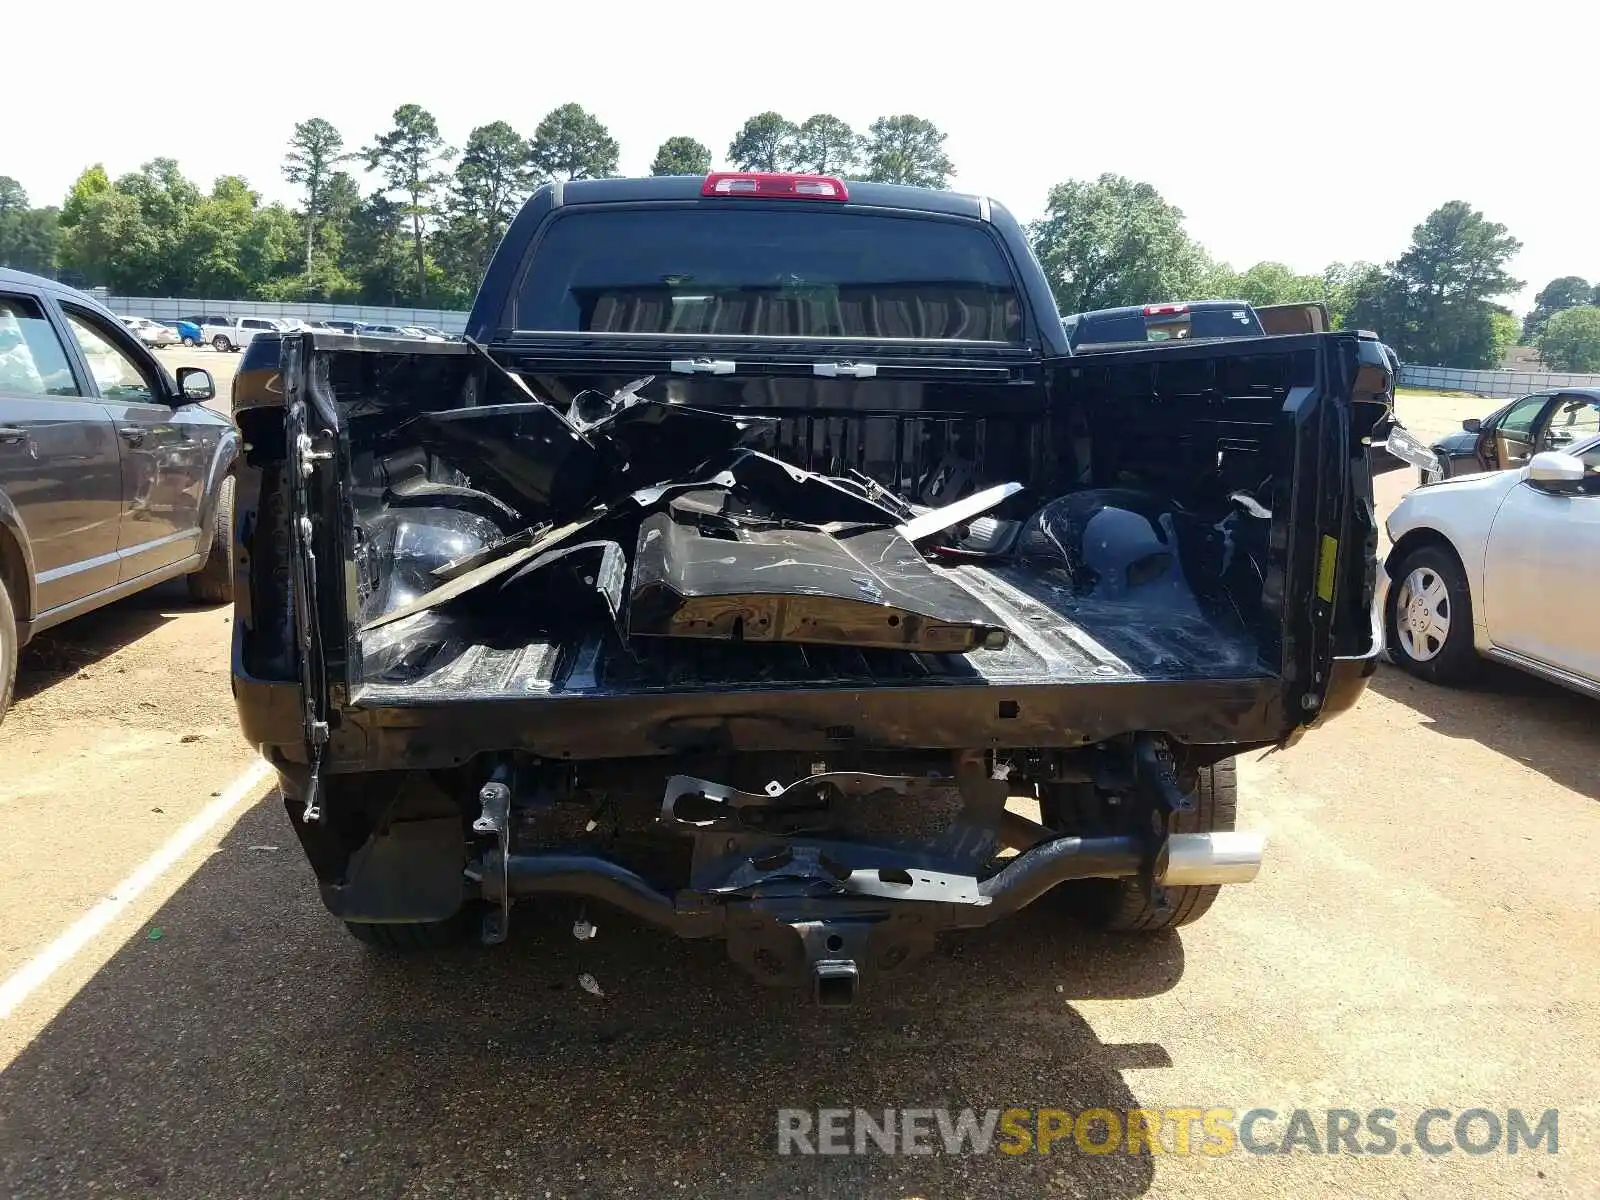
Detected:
left=1070, top=304, right=1263, bottom=348
left=512, top=208, right=1024, bottom=342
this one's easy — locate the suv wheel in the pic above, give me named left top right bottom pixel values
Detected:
left=187, top=476, right=234, bottom=604
left=0, top=574, right=16, bottom=727
left=1385, top=543, right=1478, bottom=685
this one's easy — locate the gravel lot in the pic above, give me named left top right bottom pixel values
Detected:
left=1, top=387, right=1595, bottom=1199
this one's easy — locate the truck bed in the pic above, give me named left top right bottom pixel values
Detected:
left=358, top=562, right=1265, bottom=703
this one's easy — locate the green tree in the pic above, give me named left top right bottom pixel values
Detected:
left=650, top=136, right=713, bottom=176
left=1321, top=261, right=1386, bottom=330
left=1028, top=174, right=1209, bottom=314
left=727, top=112, right=797, bottom=172
left=529, top=103, right=619, bottom=180
left=1488, top=308, right=1520, bottom=366
left=343, top=193, right=413, bottom=304
left=445, top=120, right=536, bottom=279
left=316, top=170, right=362, bottom=263
left=57, top=165, right=127, bottom=286
left=364, top=104, right=454, bottom=301
left=1536, top=306, right=1600, bottom=372
left=1522, top=275, right=1591, bottom=342
left=1218, top=261, right=1327, bottom=307
left=1383, top=201, right=1522, bottom=367
left=791, top=115, right=861, bottom=175
left=75, top=159, right=202, bottom=294
left=862, top=115, right=954, bottom=188
left=0, top=178, right=58, bottom=274
left=239, top=203, right=301, bottom=295
left=183, top=175, right=260, bottom=297
left=283, top=117, right=350, bottom=278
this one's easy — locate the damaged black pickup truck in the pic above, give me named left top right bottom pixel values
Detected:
left=231, top=171, right=1392, bottom=1005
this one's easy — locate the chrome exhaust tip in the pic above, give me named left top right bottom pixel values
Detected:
left=1161, top=831, right=1264, bottom=886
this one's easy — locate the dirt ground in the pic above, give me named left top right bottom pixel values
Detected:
left=1, top=391, right=1595, bottom=1199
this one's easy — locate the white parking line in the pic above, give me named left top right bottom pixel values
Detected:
left=0, top=759, right=274, bottom=1021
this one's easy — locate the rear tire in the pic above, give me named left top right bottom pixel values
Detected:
left=1049, top=759, right=1239, bottom=932
left=186, top=475, right=234, bottom=604
left=344, top=908, right=479, bottom=953
left=0, top=575, right=16, bottom=727
left=1385, top=542, right=1478, bottom=685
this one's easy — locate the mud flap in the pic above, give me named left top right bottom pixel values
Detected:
left=320, top=817, right=468, bottom=922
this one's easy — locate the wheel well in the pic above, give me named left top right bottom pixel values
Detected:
left=1386, top=528, right=1465, bottom=581
left=1388, top=531, right=1465, bottom=572
left=0, top=523, right=30, bottom=626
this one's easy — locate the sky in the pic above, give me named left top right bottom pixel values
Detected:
left=10, top=0, right=1598, bottom=314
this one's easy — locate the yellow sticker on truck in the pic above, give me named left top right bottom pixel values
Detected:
left=1316, top=535, right=1339, bottom=604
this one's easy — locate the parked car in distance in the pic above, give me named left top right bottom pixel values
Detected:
left=166, top=317, right=205, bottom=347
left=0, top=268, right=238, bottom=723
left=320, top=320, right=361, bottom=335
left=355, top=323, right=410, bottom=338
left=121, top=316, right=178, bottom=348
left=191, top=315, right=282, bottom=353
left=1424, top=389, right=1600, bottom=483
left=1383, top=430, right=1600, bottom=697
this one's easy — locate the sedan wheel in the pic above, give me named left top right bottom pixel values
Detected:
left=1397, top=567, right=1451, bottom=661
left=1385, top=544, right=1478, bottom=685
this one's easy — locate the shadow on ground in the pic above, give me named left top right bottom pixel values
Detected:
left=0, top=797, right=1185, bottom=1199
left=12, top=580, right=205, bottom=705
left=1370, top=661, right=1598, bottom=802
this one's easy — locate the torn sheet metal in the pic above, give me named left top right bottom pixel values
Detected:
left=398, top=402, right=600, bottom=521
left=896, top=481, right=1024, bottom=543
left=695, top=450, right=909, bottom=528
left=585, top=401, right=776, bottom=491
left=627, top=504, right=1009, bottom=653
left=396, top=399, right=776, bottom=525
left=498, top=539, right=628, bottom=638
left=566, top=375, right=652, bottom=429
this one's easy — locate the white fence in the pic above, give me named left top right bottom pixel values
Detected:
left=1399, top=364, right=1600, bottom=398
left=98, top=291, right=471, bottom=333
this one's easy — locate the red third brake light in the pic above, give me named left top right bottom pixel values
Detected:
left=1143, top=303, right=1190, bottom=316
left=702, top=172, right=849, bottom=201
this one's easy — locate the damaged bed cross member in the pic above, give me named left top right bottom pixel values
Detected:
left=230, top=172, right=1394, bottom=1005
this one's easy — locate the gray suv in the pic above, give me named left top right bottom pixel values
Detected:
left=0, top=269, right=238, bottom=723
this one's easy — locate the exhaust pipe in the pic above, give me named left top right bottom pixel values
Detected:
left=1161, top=831, right=1264, bottom=886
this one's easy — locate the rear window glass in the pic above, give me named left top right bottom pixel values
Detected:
left=1071, top=313, right=1147, bottom=346
left=513, top=209, right=1023, bottom=342
left=1071, top=306, right=1262, bottom=348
